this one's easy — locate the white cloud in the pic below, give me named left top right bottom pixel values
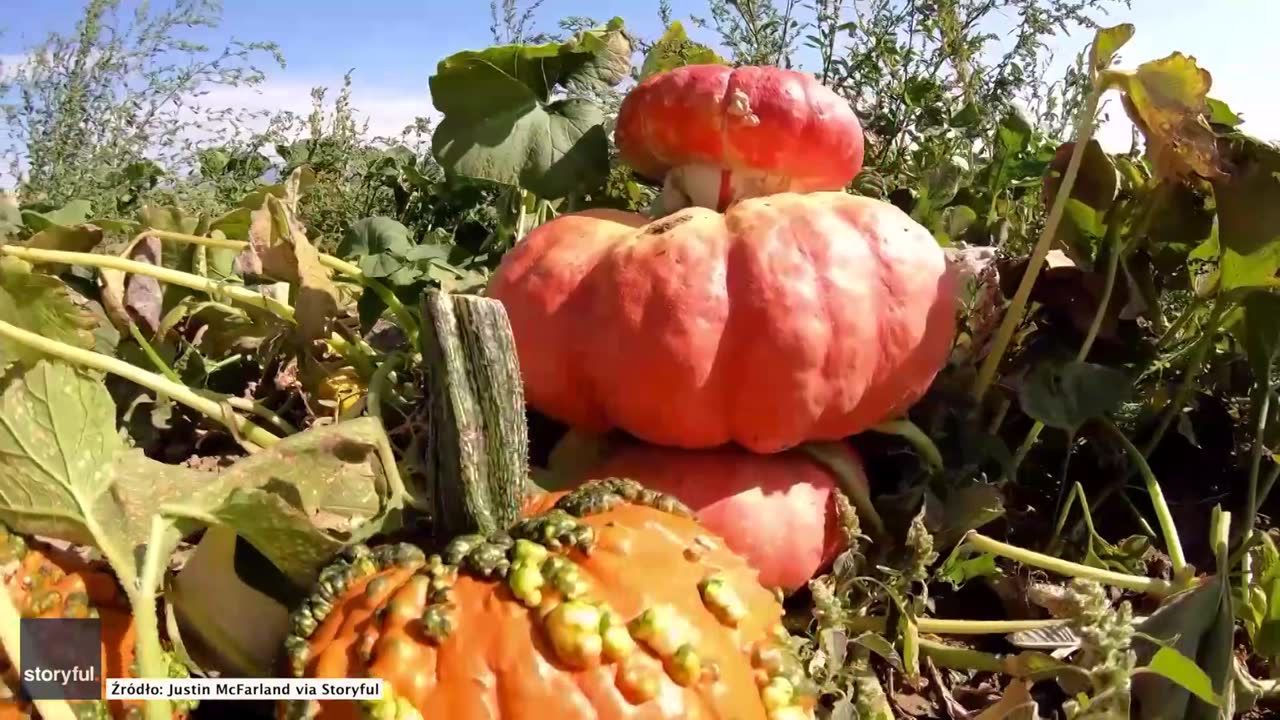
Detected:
left=191, top=79, right=440, bottom=141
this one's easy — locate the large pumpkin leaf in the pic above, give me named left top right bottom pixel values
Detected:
left=0, top=361, right=208, bottom=587
left=20, top=199, right=92, bottom=231
left=0, top=257, right=99, bottom=368
left=1019, top=360, right=1132, bottom=432
left=640, top=21, right=726, bottom=79
left=162, top=417, right=404, bottom=589
left=429, top=19, right=630, bottom=198
left=1207, top=135, right=1280, bottom=292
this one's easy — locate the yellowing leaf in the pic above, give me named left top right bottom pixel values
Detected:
left=0, top=257, right=99, bottom=368
left=1089, top=24, right=1134, bottom=75
left=640, top=21, right=726, bottom=79
left=1119, top=53, right=1224, bottom=180
left=241, top=173, right=339, bottom=344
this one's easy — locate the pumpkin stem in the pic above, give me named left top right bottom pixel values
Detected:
left=420, top=289, right=529, bottom=541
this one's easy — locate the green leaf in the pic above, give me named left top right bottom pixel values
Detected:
left=0, top=257, right=99, bottom=368
left=164, top=418, right=406, bottom=587
left=21, top=199, right=92, bottom=231
left=640, top=21, right=726, bottom=79
left=1241, top=290, right=1280, bottom=380
left=932, top=205, right=978, bottom=246
left=1089, top=23, right=1134, bottom=74
left=337, top=217, right=414, bottom=260
left=949, top=101, right=981, bottom=129
left=937, top=548, right=1000, bottom=588
left=1143, top=646, right=1221, bottom=707
left=0, top=361, right=208, bottom=585
left=1043, top=140, right=1117, bottom=216
left=1254, top=570, right=1280, bottom=658
left=1209, top=135, right=1280, bottom=291
left=1133, top=575, right=1236, bottom=719
left=1019, top=360, right=1132, bottom=432
left=429, top=20, right=630, bottom=198
left=1205, top=98, right=1244, bottom=128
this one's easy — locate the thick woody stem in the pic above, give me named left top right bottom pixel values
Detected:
left=420, top=290, right=529, bottom=541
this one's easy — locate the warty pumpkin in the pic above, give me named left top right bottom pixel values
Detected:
left=0, top=524, right=193, bottom=719
left=487, top=192, right=959, bottom=453
left=576, top=441, right=871, bottom=594
left=281, top=478, right=817, bottom=720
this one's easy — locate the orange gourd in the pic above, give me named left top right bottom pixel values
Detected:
left=487, top=192, right=958, bottom=453
left=282, top=479, right=818, bottom=720
left=0, top=525, right=191, bottom=719
left=578, top=442, right=868, bottom=593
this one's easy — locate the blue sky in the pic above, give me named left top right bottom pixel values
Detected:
left=1, top=0, right=1277, bottom=184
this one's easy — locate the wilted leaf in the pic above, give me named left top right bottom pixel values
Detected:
left=1089, top=24, right=1134, bottom=74
left=243, top=189, right=339, bottom=343
left=0, top=257, right=99, bottom=367
left=163, top=418, right=406, bottom=588
left=1119, top=53, right=1223, bottom=181
left=24, top=223, right=104, bottom=255
left=640, top=21, right=726, bottom=79
left=975, top=679, right=1042, bottom=720
left=98, top=235, right=164, bottom=335
left=429, top=19, right=630, bottom=198
left=1019, top=360, right=1132, bottom=431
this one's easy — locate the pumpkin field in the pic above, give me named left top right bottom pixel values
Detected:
left=1, top=0, right=1279, bottom=717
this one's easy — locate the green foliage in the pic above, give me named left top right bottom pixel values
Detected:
left=429, top=18, right=632, bottom=199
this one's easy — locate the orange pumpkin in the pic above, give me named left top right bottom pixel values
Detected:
left=487, top=192, right=958, bottom=453
left=577, top=442, right=868, bottom=593
left=283, top=479, right=818, bottom=720
left=0, top=525, right=191, bottom=719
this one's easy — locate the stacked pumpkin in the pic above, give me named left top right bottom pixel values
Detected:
left=488, top=64, right=959, bottom=594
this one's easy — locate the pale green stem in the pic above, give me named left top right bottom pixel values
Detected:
left=131, top=518, right=174, bottom=720
left=964, top=531, right=1177, bottom=597
left=1098, top=417, right=1187, bottom=578
left=868, top=419, right=944, bottom=472
left=129, top=322, right=182, bottom=383
left=845, top=615, right=1072, bottom=635
left=367, top=353, right=403, bottom=423
left=204, top=392, right=298, bottom=435
left=0, top=245, right=295, bottom=320
left=970, top=82, right=1104, bottom=404
left=1155, top=297, right=1205, bottom=349
left=0, top=319, right=281, bottom=449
